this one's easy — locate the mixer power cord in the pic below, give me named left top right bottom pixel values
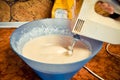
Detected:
left=83, top=43, right=120, bottom=80
left=106, top=43, right=120, bottom=58
left=83, top=66, right=104, bottom=80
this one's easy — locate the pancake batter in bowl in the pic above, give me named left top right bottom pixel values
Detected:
left=22, top=35, right=91, bottom=64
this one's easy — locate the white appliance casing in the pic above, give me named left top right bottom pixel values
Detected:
left=72, top=0, right=120, bottom=44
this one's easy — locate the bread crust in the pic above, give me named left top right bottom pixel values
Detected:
left=11, top=0, right=53, bottom=21
left=0, top=1, right=10, bottom=22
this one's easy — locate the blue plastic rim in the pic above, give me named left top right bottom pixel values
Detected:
left=10, top=18, right=103, bottom=80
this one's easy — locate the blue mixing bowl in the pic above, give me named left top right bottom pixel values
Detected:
left=10, top=19, right=102, bottom=80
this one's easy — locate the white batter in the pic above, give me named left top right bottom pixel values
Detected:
left=22, top=35, right=91, bottom=64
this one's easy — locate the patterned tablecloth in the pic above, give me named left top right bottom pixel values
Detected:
left=0, top=28, right=120, bottom=80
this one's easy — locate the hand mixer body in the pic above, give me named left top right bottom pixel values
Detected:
left=72, top=0, right=120, bottom=44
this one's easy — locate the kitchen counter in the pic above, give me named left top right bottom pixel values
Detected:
left=0, top=28, right=120, bottom=80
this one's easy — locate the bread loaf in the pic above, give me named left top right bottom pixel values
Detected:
left=11, top=0, right=53, bottom=21
left=0, top=1, right=10, bottom=22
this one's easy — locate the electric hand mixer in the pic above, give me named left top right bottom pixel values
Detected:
left=52, top=0, right=120, bottom=55
left=72, top=0, right=120, bottom=45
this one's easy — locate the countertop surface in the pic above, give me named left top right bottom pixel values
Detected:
left=0, top=28, right=120, bottom=80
